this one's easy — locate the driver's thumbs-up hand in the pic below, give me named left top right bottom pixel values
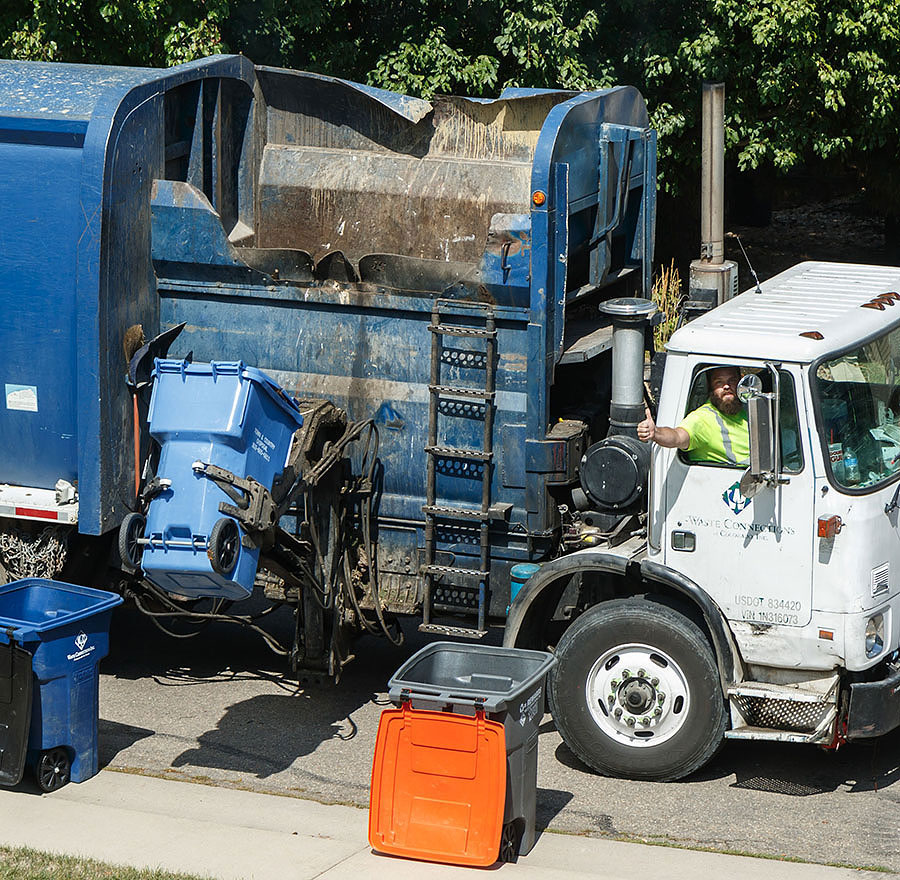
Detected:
left=637, top=407, right=655, bottom=443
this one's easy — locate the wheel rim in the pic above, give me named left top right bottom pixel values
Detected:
left=585, top=643, right=690, bottom=748
left=499, top=822, right=518, bottom=862
left=38, top=749, right=70, bottom=791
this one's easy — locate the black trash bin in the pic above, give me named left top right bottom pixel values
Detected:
left=0, top=639, right=33, bottom=787
left=387, top=641, right=557, bottom=860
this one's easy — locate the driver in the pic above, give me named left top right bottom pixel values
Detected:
left=637, top=365, right=750, bottom=466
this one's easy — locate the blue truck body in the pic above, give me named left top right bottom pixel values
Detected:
left=0, top=56, right=655, bottom=621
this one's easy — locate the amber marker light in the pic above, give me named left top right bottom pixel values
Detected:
left=800, top=331, right=824, bottom=340
left=532, top=190, right=546, bottom=206
left=817, top=515, right=843, bottom=539
left=818, top=629, right=834, bottom=641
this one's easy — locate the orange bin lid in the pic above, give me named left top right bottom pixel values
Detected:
left=369, top=703, right=507, bottom=867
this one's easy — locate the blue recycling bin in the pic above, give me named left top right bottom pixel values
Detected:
left=140, top=359, right=304, bottom=600
left=0, top=579, right=122, bottom=791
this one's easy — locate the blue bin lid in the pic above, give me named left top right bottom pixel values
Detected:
left=0, top=578, right=123, bottom=643
left=152, top=359, right=304, bottom=427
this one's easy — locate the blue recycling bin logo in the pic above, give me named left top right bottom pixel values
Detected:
left=67, top=631, right=95, bottom=662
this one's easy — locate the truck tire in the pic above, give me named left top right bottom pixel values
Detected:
left=548, top=598, right=726, bottom=781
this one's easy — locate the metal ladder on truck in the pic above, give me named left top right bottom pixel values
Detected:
left=420, top=300, right=505, bottom=638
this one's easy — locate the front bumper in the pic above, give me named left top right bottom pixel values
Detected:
left=847, top=661, right=900, bottom=739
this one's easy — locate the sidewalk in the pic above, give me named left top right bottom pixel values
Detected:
left=0, top=771, right=890, bottom=880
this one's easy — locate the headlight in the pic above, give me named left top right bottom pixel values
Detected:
left=865, top=614, right=885, bottom=659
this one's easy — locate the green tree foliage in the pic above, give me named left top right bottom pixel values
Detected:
left=1, top=0, right=227, bottom=65
left=2, top=0, right=899, bottom=196
left=613, top=0, right=900, bottom=194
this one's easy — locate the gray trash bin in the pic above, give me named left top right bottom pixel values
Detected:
left=388, top=641, right=557, bottom=860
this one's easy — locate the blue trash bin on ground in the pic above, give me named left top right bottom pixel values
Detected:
left=0, top=578, right=122, bottom=791
left=140, top=359, right=304, bottom=600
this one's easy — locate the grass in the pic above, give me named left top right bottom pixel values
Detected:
left=652, top=259, right=684, bottom=350
left=0, top=846, right=212, bottom=880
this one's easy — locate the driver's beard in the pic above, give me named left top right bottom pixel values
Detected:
left=715, top=397, right=742, bottom=416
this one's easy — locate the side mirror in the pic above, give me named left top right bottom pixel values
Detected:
left=737, top=373, right=776, bottom=491
left=737, top=373, right=762, bottom=403
left=747, top=395, right=775, bottom=475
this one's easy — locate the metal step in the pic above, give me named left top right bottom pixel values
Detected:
left=728, top=682, right=836, bottom=703
left=429, top=384, right=494, bottom=400
left=724, top=726, right=827, bottom=744
left=429, top=323, right=496, bottom=339
left=418, top=622, right=488, bottom=639
left=425, top=445, right=493, bottom=461
left=728, top=679, right=838, bottom=741
left=423, top=564, right=488, bottom=580
left=422, top=504, right=488, bottom=521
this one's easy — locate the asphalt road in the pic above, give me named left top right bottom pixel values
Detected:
left=93, top=600, right=900, bottom=873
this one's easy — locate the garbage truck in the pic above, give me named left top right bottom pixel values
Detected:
left=2, top=56, right=900, bottom=783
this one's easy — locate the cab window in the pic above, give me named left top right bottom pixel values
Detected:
left=681, top=365, right=803, bottom=473
left=813, top=325, right=900, bottom=491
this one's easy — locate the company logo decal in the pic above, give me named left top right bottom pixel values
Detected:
left=722, top=481, right=751, bottom=516
left=519, top=689, right=542, bottom=727
left=67, top=631, right=95, bottom=662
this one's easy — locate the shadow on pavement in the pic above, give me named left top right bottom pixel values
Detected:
left=536, top=787, right=573, bottom=828
left=169, top=685, right=376, bottom=778
left=553, top=724, right=900, bottom=796
left=98, top=720, right=155, bottom=767
left=105, top=600, right=299, bottom=682
left=102, top=598, right=417, bottom=779
left=727, top=729, right=900, bottom=796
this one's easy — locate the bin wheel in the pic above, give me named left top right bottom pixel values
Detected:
left=36, top=748, right=70, bottom=793
left=498, top=821, right=520, bottom=863
left=118, top=511, right=146, bottom=571
left=208, top=517, right=240, bottom=576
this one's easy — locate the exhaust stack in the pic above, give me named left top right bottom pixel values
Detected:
left=575, top=297, right=656, bottom=516
left=700, top=81, right=725, bottom=264
left=599, top=297, right=657, bottom=435
left=687, top=82, right=738, bottom=316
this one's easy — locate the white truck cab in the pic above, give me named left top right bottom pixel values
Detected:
left=654, top=262, right=900, bottom=678
left=507, top=261, right=900, bottom=781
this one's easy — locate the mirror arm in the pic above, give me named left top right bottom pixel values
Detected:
left=766, top=363, right=783, bottom=485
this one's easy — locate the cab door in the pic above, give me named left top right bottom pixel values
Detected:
left=659, top=362, right=815, bottom=628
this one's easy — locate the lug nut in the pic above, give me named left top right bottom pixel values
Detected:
left=654, top=707, right=662, bottom=717
left=641, top=716, right=651, bottom=725
left=651, top=677, right=659, bottom=686
left=608, top=694, right=615, bottom=704
left=625, top=716, right=636, bottom=726
left=622, top=669, right=630, bottom=678
left=614, top=708, right=623, bottom=719
left=638, top=669, right=646, bottom=678
left=658, top=693, right=666, bottom=703
left=610, top=678, right=620, bottom=688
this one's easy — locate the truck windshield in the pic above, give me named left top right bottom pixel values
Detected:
left=813, top=325, right=900, bottom=491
